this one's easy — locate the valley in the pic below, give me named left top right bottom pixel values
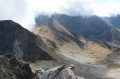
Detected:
left=1, top=14, right=120, bottom=79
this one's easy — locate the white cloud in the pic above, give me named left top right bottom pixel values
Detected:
left=91, top=0, right=120, bottom=16
left=0, top=0, right=36, bottom=30
left=0, top=0, right=120, bottom=30
left=29, top=0, right=66, bottom=14
left=60, top=0, right=93, bottom=16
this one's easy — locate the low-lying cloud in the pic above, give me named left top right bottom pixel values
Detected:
left=0, top=0, right=120, bottom=30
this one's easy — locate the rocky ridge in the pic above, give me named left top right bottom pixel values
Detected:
left=0, top=20, right=52, bottom=62
left=0, top=54, right=84, bottom=79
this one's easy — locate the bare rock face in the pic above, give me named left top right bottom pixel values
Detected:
left=35, top=65, right=85, bottom=79
left=0, top=54, right=84, bottom=79
left=0, top=54, right=34, bottom=79
left=0, top=20, right=53, bottom=62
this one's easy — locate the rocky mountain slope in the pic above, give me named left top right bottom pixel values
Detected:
left=0, top=20, right=84, bottom=79
left=33, top=18, right=120, bottom=79
left=0, top=54, right=84, bottom=79
left=0, top=20, right=52, bottom=62
left=107, top=15, right=120, bottom=28
left=33, top=19, right=111, bottom=64
left=35, top=14, right=120, bottom=49
left=34, top=14, right=120, bottom=79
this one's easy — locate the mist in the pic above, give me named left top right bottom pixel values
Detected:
left=0, top=0, right=120, bottom=30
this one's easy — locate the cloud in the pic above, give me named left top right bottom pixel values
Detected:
left=91, top=0, right=120, bottom=17
left=0, top=0, right=120, bottom=30
left=29, top=0, right=66, bottom=15
left=29, top=0, right=94, bottom=17
left=0, top=0, right=35, bottom=30
left=0, top=0, right=93, bottom=30
left=60, top=0, right=94, bottom=16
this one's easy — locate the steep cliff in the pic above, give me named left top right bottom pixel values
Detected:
left=0, top=20, right=52, bottom=62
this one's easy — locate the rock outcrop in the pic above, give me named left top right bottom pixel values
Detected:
left=35, top=65, right=84, bottom=79
left=0, top=54, right=84, bottom=79
left=0, top=54, right=34, bottom=79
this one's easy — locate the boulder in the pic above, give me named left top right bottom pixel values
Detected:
left=35, top=65, right=85, bottom=79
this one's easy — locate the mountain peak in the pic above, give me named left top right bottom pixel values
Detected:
left=0, top=20, right=53, bottom=61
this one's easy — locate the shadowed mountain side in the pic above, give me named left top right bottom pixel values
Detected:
left=108, top=15, right=120, bottom=28
left=34, top=19, right=84, bottom=48
left=35, top=14, right=120, bottom=49
left=0, top=20, right=53, bottom=62
left=51, top=14, right=112, bottom=42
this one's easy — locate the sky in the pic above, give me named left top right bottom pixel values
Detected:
left=0, top=0, right=120, bottom=29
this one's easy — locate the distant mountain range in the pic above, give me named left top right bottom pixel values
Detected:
left=107, top=15, right=120, bottom=28
left=35, top=14, right=120, bottom=49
